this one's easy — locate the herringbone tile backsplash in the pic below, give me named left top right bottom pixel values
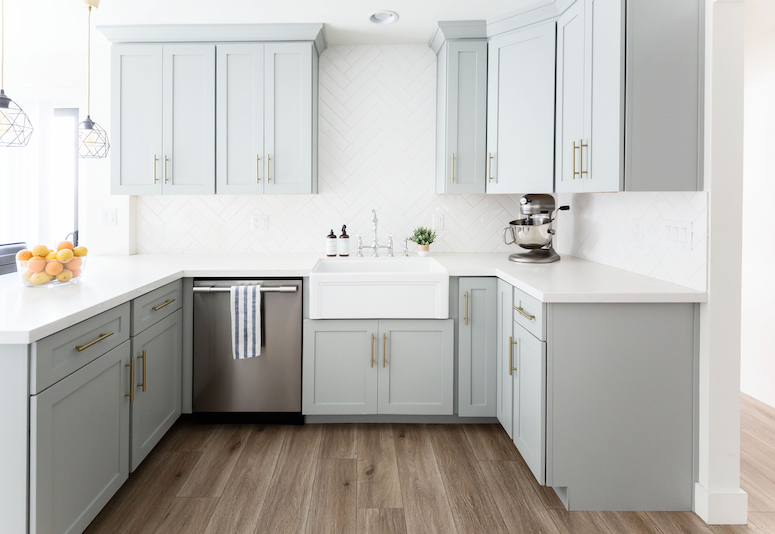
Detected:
left=135, top=45, right=707, bottom=291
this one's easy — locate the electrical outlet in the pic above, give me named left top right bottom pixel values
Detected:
left=632, top=219, right=644, bottom=243
left=660, top=220, right=692, bottom=250
left=250, top=215, right=268, bottom=232
left=433, top=213, right=445, bottom=231
left=99, top=209, right=117, bottom=227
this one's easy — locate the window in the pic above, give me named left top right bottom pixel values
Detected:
left=0, top=105, right=79, bottom=247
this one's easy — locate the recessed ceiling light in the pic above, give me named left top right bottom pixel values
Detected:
left=369, top=11, right=399, bottom=25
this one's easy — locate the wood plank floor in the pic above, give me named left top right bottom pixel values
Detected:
left=85, top=394, right=775, bottom=533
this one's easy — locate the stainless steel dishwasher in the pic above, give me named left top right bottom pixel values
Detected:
left=193, top=279, right=302, bottom=423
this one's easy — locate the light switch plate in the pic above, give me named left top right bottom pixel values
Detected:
left=660, top=220, right=692, bottom=250
left=99, top=209, right=117, bottom=227
left=250, top=215, right=268, bottom=232
left=433, top=213, right=445, bottom=231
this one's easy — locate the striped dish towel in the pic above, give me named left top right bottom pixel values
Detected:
left=230, top=285, right=262, bottom=359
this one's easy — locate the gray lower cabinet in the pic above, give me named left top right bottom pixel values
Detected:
left=30, top=341, right=131, bottom=534
left=129, top=309, right=183, bottom=471
left=458, top=278, right=497, bottom=417
left=496, top=279, right=514, bottom=437
left=512, top=321, right=547, bottom=485
left=302, top=319, right=454, bottom=416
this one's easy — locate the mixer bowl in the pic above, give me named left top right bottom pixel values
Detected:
left=503, top=219, right=554, bottom=250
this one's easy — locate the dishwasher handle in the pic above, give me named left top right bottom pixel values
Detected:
left=193, top=286, right=297, bottom=294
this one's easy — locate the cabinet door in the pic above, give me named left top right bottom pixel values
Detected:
left=587, top=0, right=624, bottom=192
left=458, top=278, right=497, bottom=417
left=378, top=320, right=454, bottom=415
left=216, top=43, right=265, bottom=194
left=303, top=320, right=379, bottom=414
left=130, top=310, right=182, bottom=471
left=486, top=22, right=556, bottom=194
left=162, top=44, right=216, bottom=194
left=512, top=322, right=547, bottom=484
left=111, top=44, right=163, bottom=195
left=555, top=0, right=587, bottom=194
left=441, top=41, right=487, bottom=194
left=264, top=43, right=314, bottom=194
left=496, top=279, right=514, bottom=437
left=30, top=342, right=130, bottom=534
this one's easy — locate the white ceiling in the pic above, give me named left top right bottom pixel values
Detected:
left=91, top=0, right=537, bottom=45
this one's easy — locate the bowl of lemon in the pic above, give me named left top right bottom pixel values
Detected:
left=16, top=241, right=88, bottom=287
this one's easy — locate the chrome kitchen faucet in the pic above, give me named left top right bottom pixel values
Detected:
left=356, top=209, right=393, bottom=257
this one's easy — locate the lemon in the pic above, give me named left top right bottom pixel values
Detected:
left=56, top=269, right=73, bottom=283
left=73, top=246, right=88, bottom=257
left=57, top=249, right=74, bottom=264
left=30, top=272, right=52, bottom=285
left=32, top=245, right=48, bottom=257
left=45, top=251, right=57, bottom=261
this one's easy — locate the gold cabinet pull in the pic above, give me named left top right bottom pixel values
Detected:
left=256, top=155, right=261, bottom=184
left=137, top=349, right=147, bottom=392
left=464, top=291, right=469, bottom=326
left=509, top=336, right=518, bottom=376
left=76, top=331, right=114, bottom=352
left=572, top=142, right=580, bottom=179
left=383, top=333, right=386, bottom=368
left=152, top=299, right=175, bottom=311
left=266, top=154, right=270, bottom=182
left=371, top=333, right=374, bottom=368
left=451, top=153, right=455, bottom=183
left=580, top=139, right=588, bottom=177
left=164, top=155, right=169, bottom=184
left=153, top=155, right=158, bottom=184
left=125, top=357, right=135, bottom=402
left=514, top=306, right=536, bottom=321
left=488, top=152, right=493, bottom=183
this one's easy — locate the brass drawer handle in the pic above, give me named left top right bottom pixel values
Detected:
left=383, top=333, right=386, bottom=368
left=76, top=331, right=114, bottom=352
left=371, top=333, right=374, bottom=368
left=509, top=336, right=518, bottom=376
left=152, top=299, right=175, bottom=312
left=580, top=139, right=588, bottom=177
left=514, top=306, right=536, bottom=321
left=573, top=142, right=579, bottom=179
left=125, top=356, right=135, bottom=402
left=464, top=291, right=469, bottom=326
left=137, top=350, right=146, bottom=392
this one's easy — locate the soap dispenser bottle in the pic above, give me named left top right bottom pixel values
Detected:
left=326, top=230, right=338, bottom=257
left=338, top=225, right=350, bottom=257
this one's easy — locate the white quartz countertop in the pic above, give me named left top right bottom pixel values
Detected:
left=0, top=253, right=706, bottom=344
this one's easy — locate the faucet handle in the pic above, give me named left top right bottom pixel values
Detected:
left=387, top=234, right=394, bottom=257
left=356, top=234, right=364, bottom=257
left=402, top=237, right=409, bottom=257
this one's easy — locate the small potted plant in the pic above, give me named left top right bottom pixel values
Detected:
left=409, top=226, right=437, bottom=257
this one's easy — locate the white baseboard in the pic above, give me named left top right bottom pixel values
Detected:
left=694, top=483, right=748, bottom=525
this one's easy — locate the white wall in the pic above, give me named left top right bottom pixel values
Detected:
left=740, top=0, right=775, bottom=409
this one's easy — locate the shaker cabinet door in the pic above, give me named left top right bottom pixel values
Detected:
left=302, top=320, right=379, bottom=415
left=130, top=310, right=183, bottom=471
left=458, top=278, right=497, bottom=417
left=111, top=44, right=163, bottom=195
left=378, top=319, right=454, bottom=415
left=512, top=322, right=547, bottom=485
left=264, top=42, right=315, bottom=194
left=216, top=43, right=265, bottom=194
left=161, top=44, right=216, bottom=194
left=486, top=22, right=556, bottom=194
left=30, top=342, right=131, bottom=534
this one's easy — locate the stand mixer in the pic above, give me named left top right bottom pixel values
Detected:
left=502, top=194, right=570, bottom=263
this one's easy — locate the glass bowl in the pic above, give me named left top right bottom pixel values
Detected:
left=17, top=256, right=87, bottom=288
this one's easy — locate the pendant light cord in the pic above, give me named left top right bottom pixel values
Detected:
left=87, top=6, right=91, bottom=116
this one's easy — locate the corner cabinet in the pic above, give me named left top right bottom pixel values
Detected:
left=435, top=40, right=488, bottom=194
left=302, top=319, right=454, bottom=416
left=105, top=24, right=324, bottom=196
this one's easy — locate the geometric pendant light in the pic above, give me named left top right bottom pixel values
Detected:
left=78, top=0, right=109, bottom=159
left=0, top=0, right=34, bottom=148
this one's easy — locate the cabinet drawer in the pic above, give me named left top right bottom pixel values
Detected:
left=31, top=303, right=131, bottom=394
left=513, top=287, right=545, bottom=341
left=131, top=280, right=183, bottom=335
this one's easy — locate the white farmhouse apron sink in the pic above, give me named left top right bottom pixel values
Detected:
left=308, top=258, right=450, bottom=319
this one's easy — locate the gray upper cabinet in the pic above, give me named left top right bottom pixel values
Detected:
left=458, top=278, right=497, bottom=417
left=111, top=45, right=163, bottom=195
left=162, top=45, right=216, bottom=195
left=486, top=22, right=556, bottom=194
left=435, top=40, right=488, bottom=194
left=216, top=44, right=265, bottom=194
left=264, top=43, right=318, bottom=195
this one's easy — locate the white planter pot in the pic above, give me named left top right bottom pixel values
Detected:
left=417, top=244, right=430, bottom=257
